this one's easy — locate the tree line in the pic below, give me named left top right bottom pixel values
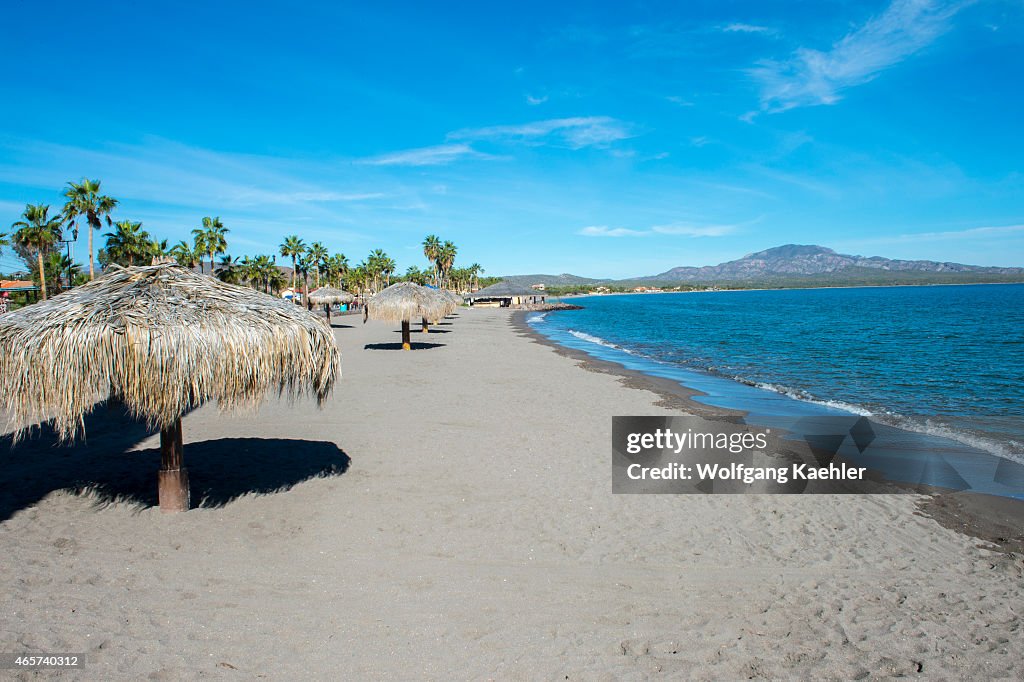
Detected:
left=2, top=178, right=495, bottom=301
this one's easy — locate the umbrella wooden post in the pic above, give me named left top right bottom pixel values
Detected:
left=401, top=320, right=412, bottom=350
left=158, top=418, right=189, bottom=513
left=325, top=304, right=331, bottom=326
left=421, top=317, right=429, bottom=333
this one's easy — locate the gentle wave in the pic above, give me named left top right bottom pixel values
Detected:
left=882, top=415, right=1024, bottom=464
left=567, top=329, right=637, bottom=354
left=551, top=319, right=1024, bottom=463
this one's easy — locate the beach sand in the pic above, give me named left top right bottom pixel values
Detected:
left=1, top=307, right=1021, bottom=679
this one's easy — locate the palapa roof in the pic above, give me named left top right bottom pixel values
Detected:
left=0, top=263, right=341, bottom=441
left=366, top=282, right=451, bottom=323
left=308, top=287, right=355, bottom=305
left=465, top=281, right=540, bottom=299
left=440, top=289, right=463, bottom=305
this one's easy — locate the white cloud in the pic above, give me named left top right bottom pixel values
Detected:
left=751, top=0, right=966, bottom=113
left=577, top=225, right=647, bottom=237
left=450, top=116, right=633, bottom=149
left=358, top=143, right=496, bottom=167
left=722, top=23, right=778, bottom=35
left=526, top=94, right=548, bottom=105
left=666, top=95, right=694, bottom=107
left=578, top=222, right=740, bottom=238
left=852, top=223, right=1024, bottom=245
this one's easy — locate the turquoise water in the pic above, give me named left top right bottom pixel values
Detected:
left=528, top=284, right=1024, bottom=497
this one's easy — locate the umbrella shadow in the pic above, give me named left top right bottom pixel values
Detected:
left=364, top=342, right=445, bottom=351
left=0, top=408, right=350, bottom=519
left=330, top=322, right=355, bottom=329
left=392, top=328, right=451, bottom=334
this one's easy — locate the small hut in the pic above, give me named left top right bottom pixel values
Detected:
left=0, top=263, right=341, bottom=512
left=366, top=282, right=448, bottom=349
left=308, top=287, right=355, bottom=325
left=465, top=281, right=545, bottom=307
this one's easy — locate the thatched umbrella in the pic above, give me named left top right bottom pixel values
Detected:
left=366, top=282, right=448, bottom=349
left=418, top=288, right=458, bottom=332
left=0, top=263, right=341, bottom=512
left=308, top=287, right=355, bottom=325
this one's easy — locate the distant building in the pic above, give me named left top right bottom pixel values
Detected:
left=530, top=283, right=546, bottom=291
left=1, top=280, right=35, bottom=291
left=465, top=281, right=546, bottom=307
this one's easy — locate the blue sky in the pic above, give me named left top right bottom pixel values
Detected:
left=1, top=0, right=1022, bottom=278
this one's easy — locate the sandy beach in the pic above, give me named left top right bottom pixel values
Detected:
left=1, top=306, right=1022, bottom=680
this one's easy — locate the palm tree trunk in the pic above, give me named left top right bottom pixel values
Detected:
left=291, top=256, right=297, bottom=290
left=37, top=251, right=47, bottom=300
left=88, top=227, right=95, bottom=280
left=401, top=320, right=411, bottom=350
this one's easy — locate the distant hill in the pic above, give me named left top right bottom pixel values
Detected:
left=500, top=245, right=1024, bottom=290
left=499, top=273, right=606, bottom=287
left=645, top=244, right=1024, bottom=282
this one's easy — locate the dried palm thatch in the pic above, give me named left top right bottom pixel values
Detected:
left=0, top=263, right=342, bottom=511
left=308, top=287, right=356, bottom=325
left=366, top=282, right=445, bottom=323
left=366, top=282, right=452, bottom=349
left=421, top=288, right=458, bottom=323
left=308, top=287, right=355, bottom=305
left=441, top=289, right=463, bottom=307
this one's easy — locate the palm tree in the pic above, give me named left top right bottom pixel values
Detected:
left=0, top=230, right=9, bottom=255
left=334, top=253, right=350, bottom=286
left=279, top=235, right=306, bottom=289
left=216, top=255, right=242, bottom=284
left=422, top=234, right=441, bottom=286
left=103, top=220, right=150, bottom=266
left=12, top=204, right=63, bottom=300
left=469, top=263, right=483, bottom=291
left=190, top=227, right=208, bottom=273
left=170, top=240, right=201, bottom=269
left=380, top=256, right=396, bottom=286
left=438, top=240, right=457, bottom=288
left=240, top=256, right=260, bottom=289
left=63, top=178, right=119, bottom=281
left=194, top=216, right=228, bottom=273
left=148, top=238, right=170, bottom=263
left=43, top=251, right=79, bottom=294
left=295, top=254, right=312, bottom=303
left=307, top=241, right=328, bottom=288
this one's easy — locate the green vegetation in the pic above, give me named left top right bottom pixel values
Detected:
left=62, top=179, right=118, bottom=280
left=11, top=204, right=63, bottom=300
left=6, top=180, right=490, bottom=307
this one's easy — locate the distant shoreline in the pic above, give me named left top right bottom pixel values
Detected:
left=544, top=280, right=1024, bottom=300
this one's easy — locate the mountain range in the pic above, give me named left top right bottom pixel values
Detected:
left=501, top=245, right=1024, bottom=288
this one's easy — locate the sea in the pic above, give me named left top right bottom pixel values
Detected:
left=527, top=283, right=1024, bottom=499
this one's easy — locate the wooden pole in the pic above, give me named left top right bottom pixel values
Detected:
left=325, top=303, right=331, bottom=326
left=421, top=317, right=429, bottom=333
left=401, top=320, right=411, bottom=350
left=158, top=418, right=189, bottom=513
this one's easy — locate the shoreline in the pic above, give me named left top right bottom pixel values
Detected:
left=547, top=280, right=1024, bottom=299
left=511, top=309, right=1024, bottom=554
